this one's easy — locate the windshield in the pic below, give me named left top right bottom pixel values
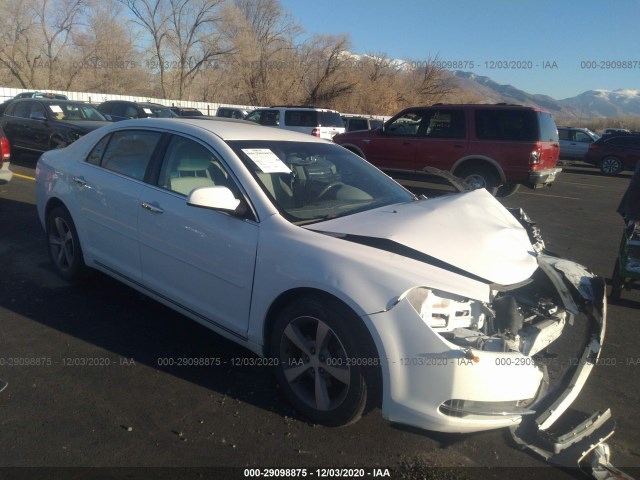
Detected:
left=228, top=140, right=415, bottom=224
left=46, top=103, right=107, bottom=121
left=146, top=106, right=178, bottom=118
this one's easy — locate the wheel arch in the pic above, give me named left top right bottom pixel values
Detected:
left=44, top=196, right=70, bottom=223
left=338, top=143, right=366, bottom=159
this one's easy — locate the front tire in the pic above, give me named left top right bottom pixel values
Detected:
left=46, top=206, right=86, bottom=282
left=599, top=156, right=623, bottom=175
left=271, top=295, right=374, bottom=426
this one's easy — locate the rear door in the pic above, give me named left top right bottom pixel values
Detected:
left=74, top=129, right=164, bottom=282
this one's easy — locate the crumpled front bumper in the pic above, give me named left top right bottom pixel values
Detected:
left=367, top=254, right=608, bottom=435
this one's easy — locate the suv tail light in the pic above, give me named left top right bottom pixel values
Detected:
left=311, top=128, right=320, bottom=138
left=529, top=149, right=541, bottom=165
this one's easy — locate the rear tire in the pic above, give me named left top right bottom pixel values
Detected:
left=46, top=206, right=86, bottom=282
left=598, top=156, right=623, bottom=175
left=270, top=295, right=375, bottom=427
left=496, top=183, right=521, bottom=198
left=458, top=165, right=500, bottom=195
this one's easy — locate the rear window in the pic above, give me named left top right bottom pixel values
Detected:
left=537, top=112, right=559, bottom=142
left=319, top=111, right=344, bottom=127
left=475, top=109, right=540, bottom=141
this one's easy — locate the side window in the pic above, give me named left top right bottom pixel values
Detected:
left=245, top=110, right=262, bottom=123
left=86, top=134, right=112, bottom=165
left=386, top=111, right=425, bottom=136
left=475, top=110, right=538, bottom=141
left=101, top=130, right=162, bottom=179
left=558, top=129, right=570, bottom=140
left=422, top=109, right=465, bottom=138
left=260, top=110, right=280, bottom=126
left=124, top=105, right=140, bottom=118
left=98, top=103, right=112, bottom=115
left=29, top=102, right=46, bottom=117
left=285, top=110, right=316, bottom=127
left=3, top=103, right=17, bottom=116
left=109, top=103, right=127, bottom=117
left=13, top=101, right=32, bottom=119
left=348, top=119, right=368, bottom=131
left=574, top=131, right=592, bottom=143
left=157, top=136, right=231, bottom=196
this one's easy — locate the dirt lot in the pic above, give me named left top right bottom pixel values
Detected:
left=1, top=156, right=639, bottom=480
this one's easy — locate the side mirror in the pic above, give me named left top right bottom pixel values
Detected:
left=187, top=186, right=242, bottom=214
left=30, top=111, right=47, bottom=121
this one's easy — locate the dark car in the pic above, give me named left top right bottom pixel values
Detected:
left=14, top=91, right=69, bottom=100
left=0, top=99, right=110, bottom=153
left=0, top=126, right=12, bottom=183
left=170, top=107, right=204, bottom=117
left=97, top=101, right=178, bottom=122
left=342, top=116, right=384, bottom=132
left=216, top=106, right=251, bottom=119
left=584, top=134, right=640, bottom=175
left=333, top=103, right=561, bottom=197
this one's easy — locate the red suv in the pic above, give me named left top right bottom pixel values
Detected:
left=333, top=104, right=561, bottom=196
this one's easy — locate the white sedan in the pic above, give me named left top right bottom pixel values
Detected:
left=35, top=118, right=607, bottom=437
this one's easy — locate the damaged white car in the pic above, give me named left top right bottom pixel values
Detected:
left=36, top=119, right=612, bottom=465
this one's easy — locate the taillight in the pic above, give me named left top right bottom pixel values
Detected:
left=0, top=136, right=10, bottom=162
left=311, top=128, right=320, bottom=137
left=529, top=149, right=541, bottom=165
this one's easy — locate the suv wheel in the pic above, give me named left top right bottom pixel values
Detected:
left=458, top=165, right=500, bottom=195
left=598, top=156, right=623, bottom=175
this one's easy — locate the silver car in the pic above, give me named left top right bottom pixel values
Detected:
left=558, top=127, right=599, bottom=160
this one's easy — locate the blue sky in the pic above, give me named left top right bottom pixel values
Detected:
left=280, top=0, right=640, bottom=99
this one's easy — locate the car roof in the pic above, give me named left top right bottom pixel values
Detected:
left=107, top=117, right=333, bottom=143
left=101, top=100, right=169, bottom=107
left=12, top=98, right=88, bottom=105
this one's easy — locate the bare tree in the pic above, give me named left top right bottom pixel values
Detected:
left=299, top=34, right=357, bottom=107
left=31, top=0, right=87, bottom=88
left=224, top=0, right=300, bottom=105
left=119, top=0, right=171, bottom=97
left=165, top=0, right=231, bottom=99
left=0, top=0, right=43, bottom=88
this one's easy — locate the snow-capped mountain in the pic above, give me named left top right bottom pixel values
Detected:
left=451, top=71, right=640, bottom=119
left=559, top=89, right=640, bottom=117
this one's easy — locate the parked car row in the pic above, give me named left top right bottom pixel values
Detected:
left=3, top=91, right=638, bottom=186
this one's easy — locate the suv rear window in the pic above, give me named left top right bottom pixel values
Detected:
left=475, top=109, right=539, bottom=141
left=537, top=112, right=559, bottom=142
left=318, top=111, right=344, bottom=127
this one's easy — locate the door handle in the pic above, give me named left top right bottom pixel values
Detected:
left=141, top=202, right=164, bottom=214
left=72, top=176, right=90, bottom=188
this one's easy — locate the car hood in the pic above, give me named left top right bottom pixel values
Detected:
left=305, top=189, right=538, bottom=286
